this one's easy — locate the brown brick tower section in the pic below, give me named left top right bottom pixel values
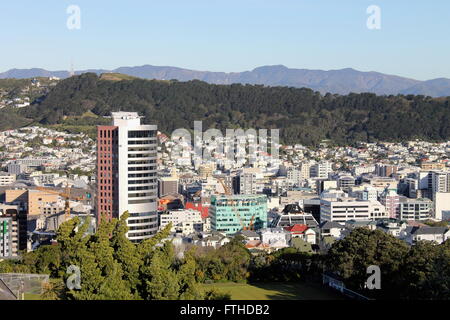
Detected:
left=96, top=126, right=119, bottom=223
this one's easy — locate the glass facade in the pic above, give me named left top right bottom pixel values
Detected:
left=210, top=195, right=268, bottom=235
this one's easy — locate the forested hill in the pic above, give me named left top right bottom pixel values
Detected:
left=12, top=73, right=450, bottom=146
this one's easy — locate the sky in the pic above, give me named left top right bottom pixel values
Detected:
left=0, top=0, right=449, bottom=80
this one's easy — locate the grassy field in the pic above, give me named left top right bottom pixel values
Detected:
left=24, top=293, right=42, bottom=300
left=201, top=282, right=343, bottom=300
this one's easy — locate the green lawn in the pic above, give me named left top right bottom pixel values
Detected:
left=24, top=293, right=42, bottom=300
left=201, top=282, right=343, bottom=300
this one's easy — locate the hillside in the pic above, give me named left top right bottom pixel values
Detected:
left=5, top=73, right=448, bottom=146
left=2, top=65, right=450, bottom=97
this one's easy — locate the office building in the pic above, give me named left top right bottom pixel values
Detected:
left=429, top=171, right=450, bottom=199
left=310, top=161, right=333, bottom=179
left=434, top=192, right=450, bottom=221
left=237, top=168, right=263, bottom=195
left=337, top=176, right=356, bottom=192
left=159, top=209, right=206, bottom=235
left=399, top=198, right=432, bottom=221
left=375, top=164, right=398, bottom=177
left=5, top=189, right=58, bottom=216
left=210, top=194, right=267, bottom=235
left=0, top=173, right=16, bottom=186
left=97, top=112, right=158, bottom=243
left=320, top=197, right=387, bottom=223
left=158, top=177, right=179, bottom=197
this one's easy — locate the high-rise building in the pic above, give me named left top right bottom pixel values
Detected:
left=210, top=194, right=267, bottom=235
left=429, top=171, right=450, bottom=200
left=97, top=112, right=158, bottom=243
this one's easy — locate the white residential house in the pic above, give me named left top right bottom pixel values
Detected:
left=319, top=221, right=345, bottom=239
left=405, top=226, right=450, bottom=245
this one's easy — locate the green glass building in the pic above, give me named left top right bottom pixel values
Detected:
left=210, top=194, right=268, bottom=235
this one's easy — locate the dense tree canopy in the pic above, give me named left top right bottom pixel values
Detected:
left=0, top=213, right=210, bottom=300
left=326, top=228, right=450, bottom=300
left=6, top=73, right=449, bottom=146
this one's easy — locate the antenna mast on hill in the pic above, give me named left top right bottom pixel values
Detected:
left=69, top=60, right=75, bottom=77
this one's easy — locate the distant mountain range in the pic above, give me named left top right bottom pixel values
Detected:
left=1, top=65, right=450, bottom=97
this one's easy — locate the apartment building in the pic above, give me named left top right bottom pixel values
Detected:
left=398, top=198, right=432, bottom=221
left=0, top=206, right=20, bottom=258
left=310, top=161, right=333, bottom=179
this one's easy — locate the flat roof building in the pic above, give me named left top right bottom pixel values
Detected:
left=210, top=194, right=268, bottom=235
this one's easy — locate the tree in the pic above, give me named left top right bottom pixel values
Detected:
left=326, top=228, right=409, bottom=299
left=144, top=242, right=180, bottom=300
left=399, top=240, right=450, bottom=299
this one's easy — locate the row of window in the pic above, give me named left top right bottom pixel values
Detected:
left=128, top=192, right=156, bottom=198
left=128, top=139, right=156, bottom=145
left=128, top=160, right=156, bottom=165
left=128, top=152, right=156, bottom=158
left=99, top=130, right=117, bottom=139
left=128, top=173, right=156, bottom=178
left=129, top=179, right=156, bottom=184
left=128, top=147, right=154, bottom=152
left=98, top=179, right=113, bottom=184
left=129, top=199, right=156, bottom=204
left=128, top=218, right=157, bottom=224
left=128, top=224, right=157, bottom=231
left=128, top=130, right=156, bottom=138
left=128, top=166, right=157, bottom=172
left=128, top=185, right=156, bottom=191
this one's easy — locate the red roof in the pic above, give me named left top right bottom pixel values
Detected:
left=284, top=224, right=308, bottom=234
left=185, top=202, right=209, bottom=219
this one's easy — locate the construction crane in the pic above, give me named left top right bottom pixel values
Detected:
left=35, top=184, right=72, bottom=218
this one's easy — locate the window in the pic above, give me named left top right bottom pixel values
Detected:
left=128, top=130, right=156, bottom=138
left=128, top=140, right=154, bottom=145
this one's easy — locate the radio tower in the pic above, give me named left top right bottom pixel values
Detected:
left=69, top=61, right=75, bottom=77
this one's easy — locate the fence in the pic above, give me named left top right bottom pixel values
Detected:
left=0, top=273, right=49, bottom=300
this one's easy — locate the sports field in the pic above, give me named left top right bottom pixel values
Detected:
left=201, top=282, right=343, bottom=300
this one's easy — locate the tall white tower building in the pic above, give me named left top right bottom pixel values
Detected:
left=97, top=112, right=158, bottom=242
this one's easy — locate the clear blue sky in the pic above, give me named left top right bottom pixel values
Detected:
left=1, top=0, right=449, bottom=80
